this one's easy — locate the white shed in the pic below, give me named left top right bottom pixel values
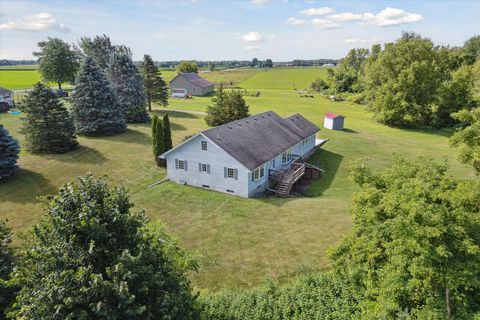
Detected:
left=324, top=113, right=345, bottom=130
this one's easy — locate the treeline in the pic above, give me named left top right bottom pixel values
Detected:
left=1, top=156, right=479, bottom=319
left=0, top=59, right=37, bottom=66
left=155, top=60, right=252, bottom=69
left=291, top=59, right=337, bottom=66
left=322, top=32, right=479, bottom=129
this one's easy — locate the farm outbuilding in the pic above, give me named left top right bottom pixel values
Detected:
left=0, top=87, right=14, bottom=112
left=170, top=73, right=214, bottom=97
left=324, top=113, right=344, bottom=130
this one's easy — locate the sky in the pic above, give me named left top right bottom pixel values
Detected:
left=0, top=0, right=479, bottom=61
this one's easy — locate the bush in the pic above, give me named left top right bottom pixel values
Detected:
left=347, top=93, right=366, bottom=105
left=311, top=78, right=329, bottom=92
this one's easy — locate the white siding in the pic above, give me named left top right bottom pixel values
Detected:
left=324, top=117, right=334, bottom=129
left=164, top=134, right=250, bottom=197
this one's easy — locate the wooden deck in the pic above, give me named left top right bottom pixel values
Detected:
left=274, top=162, right=306, bottom=197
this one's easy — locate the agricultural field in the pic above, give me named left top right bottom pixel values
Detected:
left=0, top=65, right=41, bottom=90
left=0, top=67, right=474, bottom=291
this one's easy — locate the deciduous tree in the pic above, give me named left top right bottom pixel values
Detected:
left=450, top=108, right=480, bottom=174
left=331, top=156, right=480, bottom=318
left=177, top=60, right=198, bottom=73
left=22, top=83, right=78, bottom=153
left=72, top=57, right=126, bottom=136
left=9, top=174, right=197, bottom=319
left=33, top=37, right=79, bottom=90
left=0, top=123, right=19, bottom=180
left=0, top=219, right=16, bottom=317
left=140, top=54, right=169, bottom=111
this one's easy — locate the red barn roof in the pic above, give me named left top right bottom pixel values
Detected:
left=325, top=112, right=344, bottom=119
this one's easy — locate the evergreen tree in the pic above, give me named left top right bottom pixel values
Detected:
left=0, top=123, right=19, bottom=180
left=72, top=57, right=126, bottom=136
left=140, top=54, right=169, bottom=111
left=33, top=37, right=79, bottom=90
left=9, top=174, right=197, bottom=319
left=205, top=86, right=250, bottom=126
left=162, top=113, right=173, bottom=152
left=152, top=118, right=165, bottom=167
left=109, top=53, right=149, bottom=123
left=152, top=114, right=159, bottom=164
left=0, top=219, right=16, bottom=318
left=79, top=34, right=131, bottom=71
left=22, top=83, right=78, bottom=153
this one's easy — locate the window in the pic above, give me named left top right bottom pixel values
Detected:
left=282, top=149, right=292, bottom=163
left=202, top=164, right=208, bottom=172
left=178, top=160, right=185, bottom=170
left=201, top=141, right=207, bottom=151
left=253, top=166, right=265, bottom=181
left=227, top=168, right=235, bottom=179
left=202, top=184, right=210, bottom=188
left=198, top=163, right=210, bottom=173
left=270, top=159, right=275, bottom=169
left=226, top=189, right=235, bottom=193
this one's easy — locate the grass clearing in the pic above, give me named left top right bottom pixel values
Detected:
left=0, top=67, right=474, bottom=291
left=0, top=69, right=42, bottom=90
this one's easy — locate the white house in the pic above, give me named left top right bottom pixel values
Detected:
left=160, top=111, right=323, bottom=198
left=324, top=113, right=345, bottom=130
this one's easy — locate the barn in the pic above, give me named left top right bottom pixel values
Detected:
left=324, top=113, right=345, bottom=130
left=170, top=72, right=214, bottom=97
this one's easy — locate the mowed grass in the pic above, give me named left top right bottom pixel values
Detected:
left=0, top=67, right=474, bottom=291
left=0, top=69, right=42, bottom=90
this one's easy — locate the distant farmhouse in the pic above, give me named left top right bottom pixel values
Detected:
left=0, top=87, right=13, bottom=112
left=170, top=72, right=214, bottom=97
left=160, top=111, right=326, bottom=197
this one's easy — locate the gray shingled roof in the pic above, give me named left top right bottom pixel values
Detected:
left=174, top=73, right=214, bottom=88
left=0, top=87, right=12, bottom=95
left=202, top=111, right=320, bottom=171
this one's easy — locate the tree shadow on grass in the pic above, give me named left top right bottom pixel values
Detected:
left=39, top=145, right=108, bottom=164
left=342, top=128, right=358, bottom=134
left=134, top=118, right=188, bottom=132
left=86, top=128, right=152, bottom=146
left=0, top=168, right=57, bottom=204
left=150, top=110, right=201, bottom=119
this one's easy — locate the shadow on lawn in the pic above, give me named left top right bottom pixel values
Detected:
left=150, top=109, right=201, bottom=119
left=257, top=149, right=344, bottom=207
left=40, top=145, right=107, bottom=164
left=0, top=168, right=56, bottom=204
left=342, top=128, right=358, bottom=134
left=134, top=121, right=188, bottom=132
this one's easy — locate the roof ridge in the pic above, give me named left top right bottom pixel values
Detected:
left=202, top=110, right=277, bottom=134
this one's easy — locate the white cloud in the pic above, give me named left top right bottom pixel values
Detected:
left=362, top=7, right=424, bottom=27
left=239, top=31, right=265, bottom=42
left=286, top=17, right=307, bottom=26
left=327, top=12, right=363, bottom=23
left=300, top=7, right=335, bottom=16
left=312, top=18, right=340, bottom=29
left=243, top=45, right=260, bottom=52
left=345, top=37, right=383, bottom=44
left=251, top=0, right=268, bottom=4
left=0, top=12, right=69, bottom=32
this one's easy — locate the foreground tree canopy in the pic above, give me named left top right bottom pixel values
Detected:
left=0, top=124, right=19, bottom=180
left=109, top=53, right=149, bottom=123
left=0, top=219, right=15, bottom=318
left=22, top=83, right=78, bottom=153
left=331, top=156, right=480, bottom=319
left=9, top=174, right=197, bottom=319
left=205, top=85, right=250, bottom=126
left=34, top=37, right=79, bottom=90
left=72, top=57, right=126, bottom=136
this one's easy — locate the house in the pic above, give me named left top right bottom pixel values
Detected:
left=160, top=111, right=325, bottom=198
left=0, top=87, right=14, bottom=112
left=170, top=72, right=214, bottom=96
left=324, top=113, right=344, bottom=130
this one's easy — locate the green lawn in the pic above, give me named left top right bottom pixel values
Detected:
left=0, top=69, right=42, bottom=90
left=0, top=68, right=474, bottom=291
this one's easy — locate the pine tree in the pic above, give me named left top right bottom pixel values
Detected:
left=152, top=114, right=159, bottom=163
left=162, top=113, right=173, bottom=152
left=22, top=83, right=78, bottom=153
left=140, top=54, right=169, bottom=111
left=0, top=123, right=19, bottom=180
left=205, top=85, right=250, bottom=126
left=72, top=57, right=126, bottom=136
left=109, top=53, right=149, bottom=123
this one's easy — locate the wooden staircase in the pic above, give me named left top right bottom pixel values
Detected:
left=275, top=163, right=306, bottom=197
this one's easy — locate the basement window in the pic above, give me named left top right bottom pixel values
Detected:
left=226, top=189, right=235, bottom=193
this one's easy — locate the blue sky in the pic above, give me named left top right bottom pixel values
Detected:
left=1, top=0, right=479, bottom=61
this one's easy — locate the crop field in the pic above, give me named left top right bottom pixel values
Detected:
left=0, top=67, right=42, bottom=90
left=0, top=67, right=474, bottom=291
